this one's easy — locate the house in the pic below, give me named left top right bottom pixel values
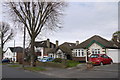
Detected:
left=72, top=35, right=120, bottom=63
left=34, top=39, right=57, bottom=59
left=47, top=42, right=77, bottom=60
left=3, top=47, right=23, bottom=62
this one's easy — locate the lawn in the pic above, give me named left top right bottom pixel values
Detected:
left=37, top=59, right=81, bottom=68
left=8, top=65, right=21, bottom=67
left=23, top=67, right=46, bottom=71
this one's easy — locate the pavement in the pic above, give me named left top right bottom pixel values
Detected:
left=1, top=63, right=119, bottom=78
left=38, top=63, right=119, bottom=78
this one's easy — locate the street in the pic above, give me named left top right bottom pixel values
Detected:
left=2, top=65, right=55, bottom=78
left=1, top=63, right=119, bottom=78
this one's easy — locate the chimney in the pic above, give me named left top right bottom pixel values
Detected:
left=47, top=39, right=50, bottom=48
left=56, top=40, right=58, bottom=47
left=76, top=41, right=79, bottom=45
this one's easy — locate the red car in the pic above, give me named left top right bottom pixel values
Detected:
left=89, top=54, right=113, bottom=65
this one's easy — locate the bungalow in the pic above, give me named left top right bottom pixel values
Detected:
left=3, top=47, right=23, bottom=62
left=47, top=42, right=76, bottom=60
left=72, top=35, right=120, bottom=63
left=34, top=39, right=57, bottom=59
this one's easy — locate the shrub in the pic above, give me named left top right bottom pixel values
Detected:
left=65, top=60, right=80, bottom=67
left=53, top=58, right=62, bottom=63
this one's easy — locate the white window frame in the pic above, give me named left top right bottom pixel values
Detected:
left=75, top=49, right=85, bottom=57
left=92, top=49, right=100, bottom=54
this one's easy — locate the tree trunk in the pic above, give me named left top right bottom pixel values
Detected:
left=30, top=36, right=36, bottom=67
left=1, top=32, right=3, bottom=59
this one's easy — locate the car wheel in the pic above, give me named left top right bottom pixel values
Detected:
left=110, top=61, right=113, bottom=64
left=100, top=62, right=103, bottom=66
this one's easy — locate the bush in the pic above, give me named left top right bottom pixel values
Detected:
left=65, top=60, right=80, bottom=67
left=53, top=58, right=62, bottom=63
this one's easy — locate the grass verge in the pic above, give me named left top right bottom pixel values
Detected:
left=23, top=67, right=46, bottom=71
left=9, top=65, right=20, bottom=67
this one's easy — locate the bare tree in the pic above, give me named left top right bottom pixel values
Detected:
left=5, top=1, right=66, bottom=66
left=0, top=22, right=14, bottom=58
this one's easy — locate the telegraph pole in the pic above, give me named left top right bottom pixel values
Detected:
left=22, top=25, right=26, bottom=67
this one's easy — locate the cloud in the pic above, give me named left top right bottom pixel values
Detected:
left=47, top=2, right=118, bottom=44
left=2, top=2, right=118, bottom=47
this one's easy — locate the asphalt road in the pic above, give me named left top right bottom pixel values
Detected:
left=2, top=65, right=55, bottom=78
left=38, top=64, right=119, bottom=78
left=1, top=63, right=119, bottom=78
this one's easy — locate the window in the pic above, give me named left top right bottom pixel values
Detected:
left=75, top=49, right=84, bottom=57
left=78, top=50, right=80, bottom=56
left=92, top=49, right=100, bottom=54
left=76, top=52, right=77, bottom=57
left=98, top=49, right=100, bottom=54
left=90, top=54, right=99, bottom=58
left=92, top=49, right=94, bottom=54
left=81, top=50, right=84, bottom=56
left=101, top=55, right=109, bottom=58
left=95, top=49, right=97, bottom=54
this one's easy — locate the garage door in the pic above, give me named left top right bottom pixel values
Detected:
left=107, top=49, right=120, bottom=63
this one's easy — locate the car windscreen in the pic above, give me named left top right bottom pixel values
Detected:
left=90, top=55, right=99, bottom=58
left=42, top=58, right=48, bottom=60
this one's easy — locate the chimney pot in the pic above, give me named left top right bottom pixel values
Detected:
left=56, top=40, right=58, bottom=47
left=76, top=41, right=79, bottom=45
left=47, top=39, right=50, bottom=48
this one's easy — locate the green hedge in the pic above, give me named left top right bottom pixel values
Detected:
left=65, top=60, right=80, bottom=67
left=53, top=58, right=62, bottom=63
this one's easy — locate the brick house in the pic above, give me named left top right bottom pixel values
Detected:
left=72, top=35, right=120, bottom=63
left=34, top=39, right=57, bottom=59
left=47, top=42, right=77, bottom=60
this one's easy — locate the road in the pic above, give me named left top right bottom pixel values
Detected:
left=1, top=63, right=119, bottom=78
left=2, top=65, right=55, bottom=78
left=38, top=63, right=119, bottom=78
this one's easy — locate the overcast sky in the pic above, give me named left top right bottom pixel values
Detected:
left=0, top=1, right=118, bottom=49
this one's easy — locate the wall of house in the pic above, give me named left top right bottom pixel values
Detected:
left=16, top=53, right=23, bottom=63
left=35, top=47, right=44, bottom=58
left=72, top=49, right=87, bottom=62
left=3, top=49, right=17, bottom=62
left=88, top=43, right=106, bottom=54
left=72, top=43, right=106, bottom=62
left=48, top=49, right=66, bottom=59
left=72, top=49, right=86, bottom=57
left=106, top=49, right=120, bottom=63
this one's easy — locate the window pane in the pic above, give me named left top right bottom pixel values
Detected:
left=79, top=52, right=80, bottom=56
left=76, top=52, right=77, bottom=56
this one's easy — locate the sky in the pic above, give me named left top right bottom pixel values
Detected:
left=0, top=1, right=118, bottom=49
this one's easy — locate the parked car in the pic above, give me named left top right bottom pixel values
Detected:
left=2, top=59, right=10, bottom=63
left=89, top=54, right=113, bottom=65
left=39, top=57, right=54, bottom=62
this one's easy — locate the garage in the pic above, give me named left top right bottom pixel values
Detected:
left=107, top=49, right=120, bottom=63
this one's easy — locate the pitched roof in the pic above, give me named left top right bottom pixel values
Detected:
left=9, top=47, right=23, bottom=53
left=74, top=35, right=118, bottom=49
left=110, top=40, right=120, bottom=49
left=34, top=40, right=56, bottom=48
left=48, top=42, right=76, bottom=55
